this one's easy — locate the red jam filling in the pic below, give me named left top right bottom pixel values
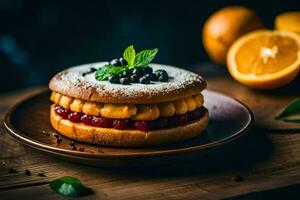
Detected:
left=54, top=105, right=207, bottom=131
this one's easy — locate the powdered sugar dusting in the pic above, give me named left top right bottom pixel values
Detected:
left=52, top=62, right=205, bottom=102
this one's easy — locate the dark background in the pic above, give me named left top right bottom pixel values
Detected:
left=0, top=0, right=299, bottom=92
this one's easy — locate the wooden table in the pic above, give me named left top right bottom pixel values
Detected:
left=1, top=64, right=300, bottom=199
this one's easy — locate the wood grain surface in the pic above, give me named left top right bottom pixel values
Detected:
left=1, top=65, right=300, bottom=199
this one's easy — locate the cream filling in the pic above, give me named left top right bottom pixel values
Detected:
left=50, top=92, right=204, bottom=120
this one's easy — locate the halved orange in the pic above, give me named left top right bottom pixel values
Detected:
left=227, top=30, right=300, bottom=89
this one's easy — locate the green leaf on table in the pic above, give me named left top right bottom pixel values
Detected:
left=134, top=48, right=158, bottom=68
left=123, top=45, right=136, bottom=66
left=49, top=176, right=92, bottom=197
left=283, top=118, right=300, bottom=123
left=275, top=98, right=300, bottom=121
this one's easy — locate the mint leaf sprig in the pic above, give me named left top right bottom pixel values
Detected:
left=95, top=45, right=158, bottom=81
left=123, top=45, right=136, bottom=67
left=95, top=64, right=127, bottom=81
left=275, top=98, right=300, bottom=123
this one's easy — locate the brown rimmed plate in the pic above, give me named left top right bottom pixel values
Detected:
left=4, top=89, right=253, bottom=167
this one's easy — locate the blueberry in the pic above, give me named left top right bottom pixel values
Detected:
left=119, top=58, right=128, bottom=66
left=82, top=67, right=97, bottom=76
left=154, top=69, right=169, bottom=82
left=108, top=76, right=120, bottom=84
left=130, top=74, right=139, bottom=83
left=133, top=68, right=144, bottom=77
left=139, top=76, right=150, bottom=84
left=120, top=77, right=130, bottom=85
left=154, top=70, right=162, bottom=77
left=69, top=141, right=75, bottom=146
left=154, top=69, right=168, bottom=77
left=110, top=58, right=122, bottom=66
left=146, top=73, right=158, bottom=81
left=122, top=69, right=133, bottom=77
left=143, top=66, right=153, bottom=74
left=158, top=73, right=169, bottom=82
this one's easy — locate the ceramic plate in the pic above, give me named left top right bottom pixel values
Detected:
left=4, top=89, right=253, bottom=167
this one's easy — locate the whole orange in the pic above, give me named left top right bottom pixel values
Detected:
left=275, top=12, right=300, bottom=34
left=203, top=6, right=264, bottom=64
